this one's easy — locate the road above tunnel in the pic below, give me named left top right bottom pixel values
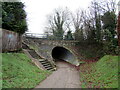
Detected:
left=35, top=61, right=81, bottom=88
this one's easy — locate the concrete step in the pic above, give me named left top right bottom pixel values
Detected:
left=46, top=67, right=54, bottom=70
left=39, top=60, right=49, bottom=63
left=39, top=59, right=45, bottom=62
left=42, top=64, right=51, bottom=67
left=39, top=59, right=55, bottom=71
left=44, top=65, right=53, bottom=68
left=28, top=50, right=40, bottom=59
left=48, top=68, right=56, bottom=71
left=40, top=62, right=50, bottom=65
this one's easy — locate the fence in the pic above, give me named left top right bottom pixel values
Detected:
left=23, top=33, right=47, bottom=39
left=1, top=28, right=22, bottom=52
left=23, top=33, right=75, bottom=40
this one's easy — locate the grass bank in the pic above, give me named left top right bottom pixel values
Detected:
left=80, top=55, right=118, bottom=88
left=1, top=53, right=51, bottom=88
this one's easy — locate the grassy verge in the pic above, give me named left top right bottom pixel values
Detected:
left=1, top=52, right=51, bottom=88
left=80, top=55, right=118, bottom=88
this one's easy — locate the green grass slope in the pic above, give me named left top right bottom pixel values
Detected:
left=1, top=53, right=51, bottom=88
left=80, top=55, right=118, bottom=88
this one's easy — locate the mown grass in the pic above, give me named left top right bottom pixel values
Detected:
left=80, top=55, right=118, bottom=88
left=1, top=53, right=51, bottom=88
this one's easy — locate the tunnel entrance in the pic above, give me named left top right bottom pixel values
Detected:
left=52, top=46, right=75, bottom=62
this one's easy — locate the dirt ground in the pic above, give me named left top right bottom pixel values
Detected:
left=35, top=61, right=81, bottom=88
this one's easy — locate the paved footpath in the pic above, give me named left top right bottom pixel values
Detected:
left=35, top=61, right=81, bottom=88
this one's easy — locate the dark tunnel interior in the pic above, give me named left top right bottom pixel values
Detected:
left=52, top=46, right=74, bottom=62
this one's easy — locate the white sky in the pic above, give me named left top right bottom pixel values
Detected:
left=21, top=0, right=91, bottom=34
left=21, top=0, right=96, bottom=34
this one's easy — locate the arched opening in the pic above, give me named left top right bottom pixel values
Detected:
left=52, top=46, right=75, bottom=62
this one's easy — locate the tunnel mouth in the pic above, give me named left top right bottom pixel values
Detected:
left=52, top=46, right=75, bottom=62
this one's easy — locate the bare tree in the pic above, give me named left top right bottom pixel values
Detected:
left=45, top=7, right=70, bottom=40
left=71, top=9, right=85, bottom=41
left=71, top=9, right=84, bottom=31
left=91, top=0, right=117, bottom=13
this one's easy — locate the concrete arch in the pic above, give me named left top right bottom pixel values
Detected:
left=52, top=46, right=79, bottom=66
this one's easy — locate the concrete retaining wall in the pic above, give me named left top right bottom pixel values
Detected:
left=1, top=29, right=22, bottom=52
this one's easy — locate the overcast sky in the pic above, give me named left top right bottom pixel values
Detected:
left=21, top=0, right=94, bottom=34
left=21, top=0, right=98, bottom=34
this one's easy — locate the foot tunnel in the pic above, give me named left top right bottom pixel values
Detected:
left=52, top=46, right=79, bottom=66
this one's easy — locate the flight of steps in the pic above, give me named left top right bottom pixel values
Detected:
left=39, top=59, right=56, bottom=71
left=22, top=42, right=56, bottom=71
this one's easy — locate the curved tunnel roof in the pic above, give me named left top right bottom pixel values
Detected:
left=52, top=46, right=79, bottom=66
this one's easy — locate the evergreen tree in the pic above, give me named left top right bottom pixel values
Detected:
left=101, top=11, right=116, bottom=38
left=2, top=2, right=27, bottom=34
left=74, top=29, right=84, bottom=41
left=65, top=30, right=73, bottom=40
